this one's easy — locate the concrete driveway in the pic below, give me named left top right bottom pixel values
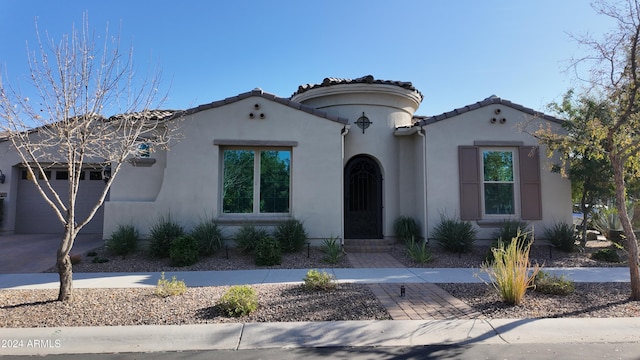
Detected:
left=0, top=234, right=104, bottom=273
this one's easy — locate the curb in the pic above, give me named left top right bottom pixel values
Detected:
left=2, top=318, right=640, bottom=356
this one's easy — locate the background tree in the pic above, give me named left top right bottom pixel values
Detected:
left=540, top=0, right=640, bottom=299
left=537, top=90, right=614, bottom=244
left=0, top=17, right=180, bottom=302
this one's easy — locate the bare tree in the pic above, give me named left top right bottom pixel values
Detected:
left=566, top=0, right=640, bottom=299
left=0, top=16, right=180, bottom=302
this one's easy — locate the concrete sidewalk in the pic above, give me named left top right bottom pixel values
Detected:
left=0, top=267, right=632, bottom=289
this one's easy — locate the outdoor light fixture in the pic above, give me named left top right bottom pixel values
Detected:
left=0, top=170, right=5, bottom=184
left=400, top=285, right=406, bottom=297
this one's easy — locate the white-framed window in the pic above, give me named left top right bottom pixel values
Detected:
left=481, top=148, right=519, bottom=216
left=222, top=147, right=291, bottom=214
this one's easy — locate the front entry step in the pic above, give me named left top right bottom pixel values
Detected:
left=343, top=238, right=394, bottom=253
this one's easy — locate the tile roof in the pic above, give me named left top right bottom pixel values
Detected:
left=292, top=75, right=424, bottom=100
left=179, top=88, right=349, bottom=124
left=109, top=110, right=177, bottom=122
left=414, top=95, right=564, bottom=126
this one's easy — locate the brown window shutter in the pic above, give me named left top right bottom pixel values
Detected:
left=459, top=146, right=481, bottom=220
left=519, top=146, right=542, bottom=220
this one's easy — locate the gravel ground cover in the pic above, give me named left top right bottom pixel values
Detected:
left=1, top=284, right=390, bottom=328
left=2, top=239, right=638, bottom=327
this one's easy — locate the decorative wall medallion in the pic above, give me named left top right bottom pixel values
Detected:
left=355, top=112, right=372, bottom=134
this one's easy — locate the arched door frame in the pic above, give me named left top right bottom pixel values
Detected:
left=344, top=154, right=383, bottom=239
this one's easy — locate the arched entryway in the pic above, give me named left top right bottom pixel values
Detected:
left=344, top=155, right=383, bottom=239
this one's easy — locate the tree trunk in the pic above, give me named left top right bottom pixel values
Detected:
left=611, top=154, right=640, bottom=300
left=56, top=230, right=75, bottom=302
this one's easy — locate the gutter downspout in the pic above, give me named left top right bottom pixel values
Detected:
left=340, top=126, right=350, bottom=246
left=417, top=127, right=428, bottom=244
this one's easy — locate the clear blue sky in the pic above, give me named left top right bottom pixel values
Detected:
left=0, top=0, right=616, bottom=117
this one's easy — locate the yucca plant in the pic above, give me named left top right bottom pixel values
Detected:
left=482, top=232, right=540, bottom=305
left=544, top=221, right=579, bottom=253
left=321, top=235, right=343, bottom=264
left=405, top=237, right=433, bottom=264
left=273, top=219, right=307, bottom=253
left=191, top=218, right=224, bottom=256
left=431, top=214, right=477, bottom=254
left=394, top=216, right=421, bottom=243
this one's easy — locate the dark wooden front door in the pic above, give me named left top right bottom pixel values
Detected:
left=344, top=156, right=383, bottom=239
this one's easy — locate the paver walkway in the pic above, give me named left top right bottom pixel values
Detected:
left=348, top=252, right=482, bottom=320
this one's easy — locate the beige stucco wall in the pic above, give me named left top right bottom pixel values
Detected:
left=104, top=95, right=346, bottom=242
left=293, top=84, right=422, bottom=239
left=422, top=104, right=572, bottom=241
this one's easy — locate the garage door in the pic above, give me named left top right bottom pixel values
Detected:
left=16, top=168, right=106, bottom=234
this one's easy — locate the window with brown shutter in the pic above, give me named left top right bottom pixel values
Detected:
left=458, top=145, right=542, bottom=221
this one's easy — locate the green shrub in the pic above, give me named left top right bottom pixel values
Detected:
left=273, top=219, right=308, bottom=253
left=321, top=235, right=343, bottom=264
left=148, top=215, right=185, bottom=258
left=534, top=271, right=575, bottom=295
left=254, top=237, right=282, bottom=266
left=91, top=256, right=109, bottom=264
left=394, top=216, right=421, bottom=243
left=87, top=251, right=98, bottom=257
left=169, top=235, right=200, bottom=267
left=482, top=233, right=541, bottom=305
left=544, top=221, right=579, bottom=253
left=191, top=219, right=224, bottom=256
left=106, top=224, right=139, bottom=258
left=492, top=220, right=531, bottom=244
left=591, top=248, right=621, bottom=262
left=218, top=285, right=258, bottom=317
left=154, top=272, right=187, bottom=297
left=406, top=237, right=433, bottom=263
left=234, top=224, right=269, bottom=254
left=431, top=214, right=477, bottom=253
left=303, top=269, right=336, bottom=291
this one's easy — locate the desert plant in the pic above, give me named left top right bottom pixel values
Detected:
left=592, top=206, right=626, bottom=243
left=492, top=220, right=531, bottom=244
left=273, top=219, right=307, bottom=253
left=254, top=237, right=282, bottom=266
left=482, top=233, right=541, bottom=305
left=534, top=271, right=575, bottom=295
left=591, top=248, right=622, bottom=262
left=106, top=224, right=139, bottom=258
left=303, top=269, right=336, bottom=291
left=169, top=235, right=200, bottom=267
left=234, top=224, right=269, bottom=254
left=154, top=272, right=187, bottom=297
left=148, top=215, right=185, bottom=258
left=321, top=235, right=343, bottom=264
left=217, top=285, right=259, bottom=317
left=405, top=237, right=433, bottom=263
left=431, top=214, right=477, bottom=253
left=544, top=221, right=579, bottom=253
left=191, top=219, right=224, bottom=256
left=394, top=216, right=421, bottom=243
left=91, top=256, right=109, bottom=264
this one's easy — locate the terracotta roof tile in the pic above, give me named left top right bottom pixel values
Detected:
left=292, top=75, right=424, bottom=100
left=414, top=95, right=563, bottom=126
